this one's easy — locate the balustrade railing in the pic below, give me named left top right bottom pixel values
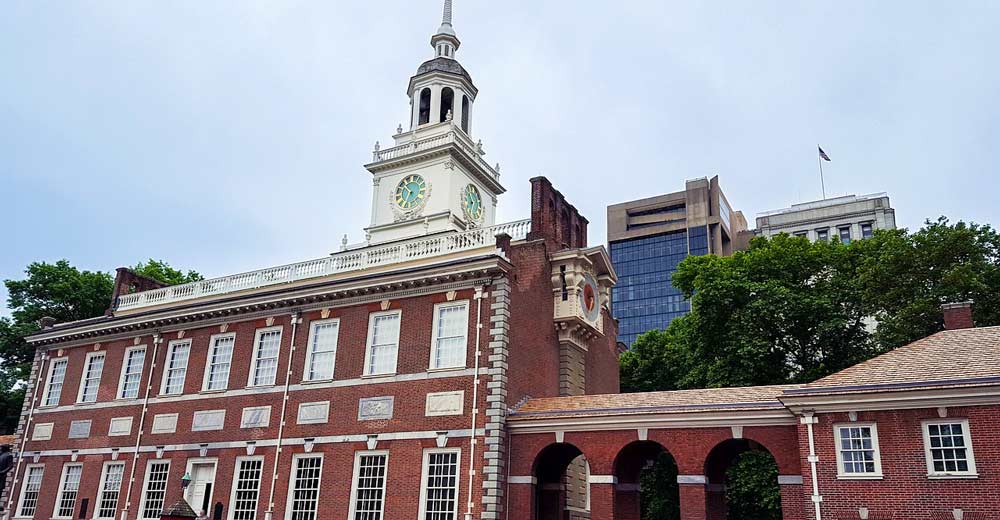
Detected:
left=371, top=128, right=500, bottom=181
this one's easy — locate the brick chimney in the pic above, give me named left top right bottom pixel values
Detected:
left=942, top=301, right=975, bottom=330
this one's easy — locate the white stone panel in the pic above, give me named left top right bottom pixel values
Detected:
left=151, top=413, right=178, bottom=434
left=297, top=401, right=330, bottom=425
left=192, top=410, right=226, bottom=431
left=425, top=391, right=464, bottom=416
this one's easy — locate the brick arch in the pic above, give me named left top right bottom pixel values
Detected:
left=612, top=440, right=680, bottom=520
left=531, top=442, right=591, bottom=520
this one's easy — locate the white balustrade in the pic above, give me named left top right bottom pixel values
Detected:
left=371, top=129, right=500, bottom=181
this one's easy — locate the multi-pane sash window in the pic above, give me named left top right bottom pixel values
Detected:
left=288, top=455, right=323, bottom=520
left=861, top=222, right=874, bottom=239
left=78, top=353, right=105, bottom=403
left=161, top=340, right=190, bottom=395
left=16, top=465, right=44, bottom=518
left=834, top=424, right=882, bottom=477
left=56, top=464, right=83, bottom=518
left=43, top=358, right=69, bottom=406
left=141, top=461, right=171, bottom=519
left=924, top=420, right=977, bottom=476
left=431, top=303, right=468, bottom=369
left=350, top=452, right=388, bottom=520
left=250, top=328, right=282, bottom=387
left=420, top=450, right=460, bottom=520
left=816, top=228, right=830, bottom=241
left=231, top=457, right=264, bottom=520
left=366, top=312, right=400, bottom=375
left=205, top=334, right=235, bottom=391
left=305, top=319, right=340, bottom=381
left=97, top=462, right=126, bottom=519
left=118, top=347, right=146, bottom=399
left=838, top=226, right=852, bottom=244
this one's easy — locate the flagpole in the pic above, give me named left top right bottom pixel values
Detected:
left=817, top=144, right=827, bottom=199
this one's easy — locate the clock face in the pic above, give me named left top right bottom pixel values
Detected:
left=395, top=175, right=428, bottom=210
left=579, top=273, right=601, bottom=322
left=463, top=184, right=484, bottom=221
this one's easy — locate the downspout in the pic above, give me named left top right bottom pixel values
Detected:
left=802, top=412, right=823, bottom=520
left=264, top=312, right=301, bottom=520
left=120, top=332, right=163, bottom=520
left=2, top=352, right=48, bottom=520
left=464, top=287, right=486, bottom=520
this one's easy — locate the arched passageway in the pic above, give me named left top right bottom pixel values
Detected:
left=533, top=443, right=591, bottom=520
left=613, top=441, right=679, bottom=520
left=704, top=439, right=782, bottom=520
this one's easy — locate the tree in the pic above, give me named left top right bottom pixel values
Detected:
left=133, top=259, right=203, bottom=286
left=725, top=451, right=781, bottom=520
left=639, top=452, right=680, bottom=520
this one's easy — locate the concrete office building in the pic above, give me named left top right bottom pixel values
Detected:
left=756, top=193, right=896, bottom=243
left=607, top=176, right=748, bottom=347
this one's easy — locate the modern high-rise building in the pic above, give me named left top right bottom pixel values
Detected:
left=607, top=176, right=748, bottom=347
left=755, top=192, right=896, bottom=243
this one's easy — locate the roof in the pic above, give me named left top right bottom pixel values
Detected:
left=785, top=326, right=1000, bottom=396
left=412, top=57, right=477, bottom=95
left=509, top=385, right=800, bottom=420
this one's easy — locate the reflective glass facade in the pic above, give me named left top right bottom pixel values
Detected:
left=610, top=226, right=709, bottom=347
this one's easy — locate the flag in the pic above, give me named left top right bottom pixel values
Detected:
left=818, top=146, right=831, bottom=162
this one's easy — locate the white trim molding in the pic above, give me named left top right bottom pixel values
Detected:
left=677, top=475, right=707, bottom=484
left=778, top=475, right=804, bottom=485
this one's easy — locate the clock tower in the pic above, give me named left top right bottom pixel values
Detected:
left=363, top=0, right=505, bottom=246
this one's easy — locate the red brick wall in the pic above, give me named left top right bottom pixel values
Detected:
left=586, top=310, right=621, bottom=395
left=507, top=240, right=562, bottom=405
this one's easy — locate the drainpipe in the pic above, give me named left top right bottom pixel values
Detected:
left=120, top=332, right=163, bottom=520
left=264, top=312, right=301, bottom=520
left=2, top=352, right=49, bottom=520
left=802, top=412, right=823, bottom=520
left=464, top=287, right=486, bottom=520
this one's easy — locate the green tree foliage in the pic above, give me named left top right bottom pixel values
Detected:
left=724, top=451, right=781, bottom=520
left=639, top=452, right=680, bottom=520
left=133, top=259, right=203, bottom=286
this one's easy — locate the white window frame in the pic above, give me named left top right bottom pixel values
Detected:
left=202, top=333, right=236, bottom=392
left=247, top=326, right=283, bottom=387
left=140, top=459, right=172, bottom=519
left=77, top=351, right=106, bottom=403
left=833, top=422, right=883, bottom=479
left=816, top=228, right=830, bottom=241
left=284, top=453, right=324, bottom=520
left=96, top=461, right=127, bottom=519
left=228, top=455, right=265, bottom=520
left=160, top=339, right=192, bottom=395
left=117, top=345, right=147, bottom=400
left=429, top=301, right=470, bottom=370
left=54, top=462, right=83, bottom=519
left=838, top=226, right=852, bottom=243
left=41, top=357, right=69, bottom=407
left=14, top=464, right=45, bottom=519
left=922, top=418, right=978, bottom=478
left=303, top=318, right=340, bottom=382
left=418, top=448, right=462, bottom=520
left=860, top=221, right=875, bottom=239
left=348, top=450, right=389, bottom=520
left=364, top=310, right=401, bottom=376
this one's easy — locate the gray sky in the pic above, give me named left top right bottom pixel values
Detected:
left=3, top=1, right=999, bottom=315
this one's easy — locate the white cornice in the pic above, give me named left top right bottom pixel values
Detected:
left=507, top=408, right=797, bottom=434
left=779, top=384, right=1000, bottom=414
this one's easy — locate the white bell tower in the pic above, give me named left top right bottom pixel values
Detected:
left=363, top=0, right=505, bottom=246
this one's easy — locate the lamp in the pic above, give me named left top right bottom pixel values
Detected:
left=181, top=472, right=192, bottom=490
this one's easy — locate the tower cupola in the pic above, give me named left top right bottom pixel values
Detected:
left=431, top=0, right=460, bottom=59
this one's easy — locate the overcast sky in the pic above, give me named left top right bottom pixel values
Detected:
left=2, top=1, right=999, bottom=315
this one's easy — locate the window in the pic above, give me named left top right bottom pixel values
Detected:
left=78, top=352, right=105, bottom=403
left=838, top=226, right=852, bottom=244
left=43, top=358, right=69, bottom=406
left=118, top=346, right=146, bottom=399
left=15, top=465, right=44, bottom=518
left=431, top=302, right=469, bottom=369
left=141, top=460, right=171, bottom=519
left=204, top=334, right=235, bottom=391
left=419, top=449, right=460, bottom=520
left=286, top=455, right=323, bottom=520
left=418, top=88, right=431, bottom=125
left=793, top=231, right=809, bottom=239
left=834, top=423, right=883, bottom=478
left=249, top=327, right=282, bottom=387
left=97, top=462, right=126, bottom=519
left=349, top=451, right=389, bottom=520
left=55, top=464, right=83, bottom=518
left=365, top=312, right=400, bottom=376
left=161, top=340, right=191, bottom=395
left=230, top=457, right=264, bottom=520
left=861, top=222, right=874, bottom=239
left=923, top=419, right=977, bottom=477
left=304, top=319, right=340, bottom=381
left=816, top=228, right=830, bottom=241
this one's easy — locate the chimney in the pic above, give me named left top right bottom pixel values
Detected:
left=942, top=301, right=975, bottom=330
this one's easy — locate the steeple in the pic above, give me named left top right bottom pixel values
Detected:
left=431, top=0, right=460, bottom=59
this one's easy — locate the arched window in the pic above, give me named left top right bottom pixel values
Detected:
left=418, top=88, right=431, bottom=125
left=461, top=95, right=470, bottom=133
left=440, top=87, right=455, bottom=123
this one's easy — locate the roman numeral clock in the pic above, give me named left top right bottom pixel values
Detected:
left=391, top=174, right=431, bottom=220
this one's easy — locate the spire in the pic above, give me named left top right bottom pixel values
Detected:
left=431, top=0, right=460, bottom=58
left=440, top=0, right=454, bottom=31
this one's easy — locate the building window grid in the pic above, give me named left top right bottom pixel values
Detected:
left=861, top=221, right=874, bottom=239
left=119, top=347, right=146, bottom=399
left=835, top=424, right=882, bottom=477
left=421, top=450, right=460, bottom=520
left=205, top=334, right=235, bottom=391
left=141, top=461, right=171, bottom=519
left=250, top=328, right=282, bottom=387
left=162, top=341, right=191, bottom=395
left=78, top=353, right=105, bottom=403
left=56, top=464, right=83, bottom=518
left=366, top=313, right=400, bottom=375
left=924, top=420, right=976, bottom=476
left=816, top=228, right=830, bottom=241
left=431, top=303, right=468, bottom=369
left=16, top=465, right=45, bottom=518
left=44, top=358, right=69, bottom=406
left=97, top=462, right=126, bottom=519
left=231, top=457, right=264, bottom=520
left=351, top=452, right=389, bottom=520
left=305, top=319, right=340, bottom=381
left=288, top=455, right=322, bottom=520
left=838, top=226, right=852, bottom=244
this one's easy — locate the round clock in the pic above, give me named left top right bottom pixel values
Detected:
left=579, top=273, right=601, bottom=322
left=462, top=184, right=484, bottom=222
left=395, top=174, right=428, bottom=210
